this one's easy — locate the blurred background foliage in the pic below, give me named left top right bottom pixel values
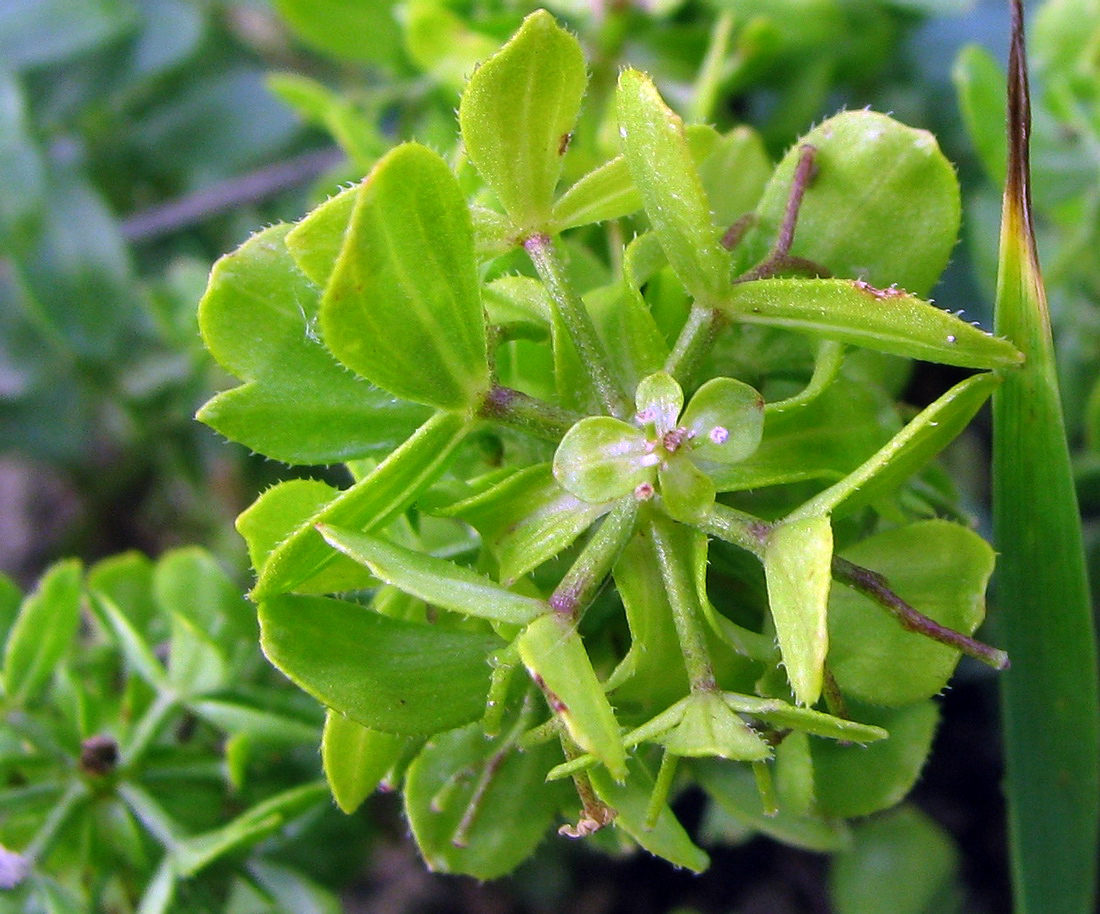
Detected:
left=1, top=0, right=1097, bottom=912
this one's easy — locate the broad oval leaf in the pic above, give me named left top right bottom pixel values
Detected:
left=2, top=559, right=82, bottom=706
left=404, top=723, right=567, bottom=879
left=763, top=515, right=833, bottom=706
left=317, top=525, right=546, bottom=624
left=721, top=278, right=1022, bottom=369
left=739, top=110, right=960, bottom=297
left=811, top=700, right=940, bottom=818
left=828, top=521, right=994, bottom=706
left=284, top=184, right=357, bottom=288
left=321, top=143, right=490, bottom=411
left=197, top=224, right=429, bottom=464
left=259, top=593, right=501, bottom=736
left=616, top=69, right=730, bottom=304
left=518, top=613, right=627, bottom=779
left=273, top=0, right=403, bottom=68
left=322, top=711, right=407, bottom=814
left=458, top=10, right=587, bottom=230
left=588, top=759, right=710, bottom=872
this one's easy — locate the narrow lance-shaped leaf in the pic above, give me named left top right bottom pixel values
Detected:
left=616, top=69, right=730, bottom=304
left=992, top=5, right=1100, bottom=913
left=721, top=278, right=1021, bottom=370
left=764, top=515, right=832, bottom=707
left=317, top=524, right=546, bottom=624
left=458, top=9, right=587, bottom=231
left=2, top=559, right=82, bottom=706
left=518, top=613, right=627, bottom=780
left=253, top=410, right=470, bottom=599
left=786, top=372, right=1000, bottom=522
left=322, top=143, right=490, bottom=411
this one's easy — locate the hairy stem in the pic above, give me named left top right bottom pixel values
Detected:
left=736, top=144, right=829, bottom=284
left=649, top=514, right=718, bottom=692
left=665, top=303, right=727, bottom=387
left=551, top=497, right=640, bottom=623
left=479, top=383, right=582, bottom=442
left=831, top=555, right=1010, bottom=669
left=524, top=233, right=632, bottom=418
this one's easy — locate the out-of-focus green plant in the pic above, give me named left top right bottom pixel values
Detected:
left=193, top=8, right=1018, bottom=881
left=0, top=549, right=359, bottom=914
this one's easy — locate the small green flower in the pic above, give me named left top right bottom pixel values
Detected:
left=553, top=372, right=765, bottom=519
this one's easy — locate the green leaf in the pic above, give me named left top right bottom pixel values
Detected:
left=721, top=694, right=887, bottom=744
left=272, top=0, right=403, bottom=68
left=697, top=126, right=772, bottom=228
left=237, top=479, right=376, bottom=595
left=588, top=759, right=710, bottom=872
left=429, top=464, right=609, bottom=586
left=829, top=521, right=994, bottom=706
left=321, top=711, right=407, bottom=814
left=321, top=143, right=491, bottom=411
left=171, top=782, right=328, bottom=877
left=694, top=758, right=850, bottom=853
left=86, top=552, right=156, bottom=637
left=187, top=699, right=319, bottom=745
left=830, top=806, right=962, bottom=914
left=518, top=613, right=627, bottom=779
left=553, top=416, right=655, bottom=504
left=317, top=525, right=546, bottom=624
left=811, top=700, right=939, bottom=818
left=786, top=372, right=1000, bottom=521
left=764, top=516, right=832, bottom=706
left=720, top=278, right=1022, bottom=369
left=2, top=559, right=82, bottom=705
left=607, top=532, right=691, bottom=712
left=549, top=124, right=720, bottom=233
left=197, top=224, right=430, bottom=463
left=0, top=573, right=24, bottom=647
left=154, top=548, right=254, bottom=645
left=992, top=9, right=1100, bottom=913
left=246, top=859, right=344, bottom=914
left=254, top=410, right=469, bottom=599
left=739, top=110, right=961, bottom=297
left=659, top=692, right=770, bottom=760
left=89, top=592, right=169, bottom=692
left=259, top=593, right=500, bottom=735
left=403, top=0, right=498, bottom=92
left=458, top=9, right=587, bottom=230
left=616, top=69, right=730, bottom=303
left=284, top=185, right=357, bottom=288
left=952, top=45, right=1008, bottom=187
left=404, top=723, right=567, bottom=878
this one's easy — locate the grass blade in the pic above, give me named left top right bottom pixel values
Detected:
left=992, top=3, right=1100, bottom=912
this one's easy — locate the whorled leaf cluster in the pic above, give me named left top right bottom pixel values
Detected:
left=196, top=10, right=1019, bottom=878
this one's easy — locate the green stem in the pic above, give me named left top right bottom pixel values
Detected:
left=765, top=341, right=845, bottom=414
left=551, top=497, right=640, bottom=623
left=524, top=232, right=631, bottom=418
left=665, top=303, right=727, bottom=387
left=24, top=781, right=88, bottom=860
left=696, top=502, right=770, bottom=558
left=480, top=383, right=582, bottom=442
left=689, top=10, right=736, bottom=124
left=120, top=691, right=179, bottom=769
left=645, top=752, right=681, bottom=828
left=648, top=514, right=718, bottom=692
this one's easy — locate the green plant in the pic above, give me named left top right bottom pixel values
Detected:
left=190, top=8, right=1023, bottom=882
left=0, top=549, right=358, bottom=913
